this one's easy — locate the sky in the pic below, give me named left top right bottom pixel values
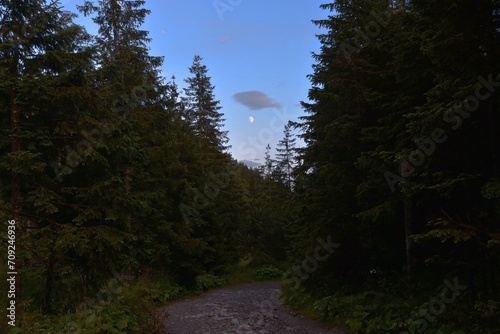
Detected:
left=61, top=0, right=328, bottom=164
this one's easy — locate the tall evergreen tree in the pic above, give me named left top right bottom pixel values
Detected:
left=293, top=1, right=377, bottom=290
left=0, top=0, right=96, bottom=313
left=259, top=144, right=274, bottom=179
left=275, top=122, right=296, bottom=190
left=72, top=0, right=181, bottom=280
left=183, top=55, right=230, bottom=153
left=291, top=0, right=500, bottom=313
left=398, top=0, right=500, bottom=291
left=13, top=0, right=174, bottom=304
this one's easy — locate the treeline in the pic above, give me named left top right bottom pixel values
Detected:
left=0, top=0, right=292, bottom=330
left=3, top=0, right=500, bottom=333
left=282, top=0, right=500, bottom=332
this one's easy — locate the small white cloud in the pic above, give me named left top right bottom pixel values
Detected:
left=161, top=29, right=166, bottom=35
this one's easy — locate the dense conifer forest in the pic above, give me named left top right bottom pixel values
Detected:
left=1, top=0, right=499, bottom=333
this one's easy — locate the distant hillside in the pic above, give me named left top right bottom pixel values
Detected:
left=240, top=159, right=261, bottom=168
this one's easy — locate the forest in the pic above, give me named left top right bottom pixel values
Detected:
left=1, top=0, right=500, bottom=333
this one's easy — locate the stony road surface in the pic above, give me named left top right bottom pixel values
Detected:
left=159, top=281, right=349, bottom=334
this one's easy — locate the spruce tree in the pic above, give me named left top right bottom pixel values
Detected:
left=399, top=0, right=500, bottom=289
left=72, top=0, right=176, bottom=282
left=180, top=56, right=248, bottom=277
left=293, top=1, right=375, bottom=290
left=183, top=55, right=230, bottom=153
left=0, top=0, right=96, bottom=313
left=275, top=122, right=296, bottom=190
left=259, top=144, right=274, bottom=179
left=292, top=0, right=500, bottom=303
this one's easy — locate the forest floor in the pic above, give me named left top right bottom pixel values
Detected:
left=158, top=281, right=349, bottom=334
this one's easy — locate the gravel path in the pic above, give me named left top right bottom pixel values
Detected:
left=159, top=281, right=348, bottom=334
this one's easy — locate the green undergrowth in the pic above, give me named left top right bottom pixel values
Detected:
left=222, top=253, right=285, bottom=285
left=281, top=280, right=500, bottom=334
left=0, top=256, right=284, bottom=334
left=1, top=276, right=183, bottom=334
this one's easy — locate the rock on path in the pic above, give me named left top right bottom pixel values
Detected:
left=158, top=281, right=348, bottom=334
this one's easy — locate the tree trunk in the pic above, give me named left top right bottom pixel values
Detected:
left=42, top=250, right=55, bottom=314
left=404, top=196, right=415, bottom=282
left=11, top=81, right=23, bottom=317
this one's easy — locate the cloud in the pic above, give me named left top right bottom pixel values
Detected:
left=220, top=36, right=229, bottom=43
left=232, top=91, right=282, bottom=110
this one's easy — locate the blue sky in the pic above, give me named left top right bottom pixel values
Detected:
left=62, top=0, right=328, bottom=163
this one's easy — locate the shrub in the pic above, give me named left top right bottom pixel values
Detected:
left=256, top=266, right=282, bottom=280
left=195, top=274, right=226, bottom=291
left=16, top=278, right=168, bottom=334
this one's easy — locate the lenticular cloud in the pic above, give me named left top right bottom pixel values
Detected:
left=233, top=91, right=282, bottom=110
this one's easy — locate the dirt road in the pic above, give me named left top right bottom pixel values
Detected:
left=159, top=281, right=348, bottom=334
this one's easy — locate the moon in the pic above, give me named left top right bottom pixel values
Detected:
left=249, top=116, right=254, bottom=123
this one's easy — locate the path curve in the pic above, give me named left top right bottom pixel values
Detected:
left=158, top=281, right=348, bottom=334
